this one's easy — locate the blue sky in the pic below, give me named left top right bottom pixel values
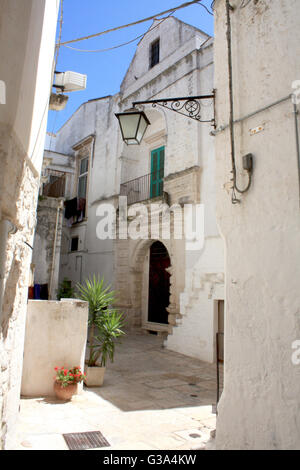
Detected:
left=47, top=0, right=214, bottom=136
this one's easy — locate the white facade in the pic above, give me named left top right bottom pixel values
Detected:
left=46, top=17, right=224, bottom=363
left=214, top=0, right=300, bottom=450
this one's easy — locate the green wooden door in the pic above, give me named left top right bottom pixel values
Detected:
left=150, top=147, right=165, bottom=198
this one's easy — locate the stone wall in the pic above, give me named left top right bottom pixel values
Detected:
left=0, top=0, right=59, bottom=450
left=32, top=197, right=64, bottom=299
left=0, top=130, right=40, bottom=449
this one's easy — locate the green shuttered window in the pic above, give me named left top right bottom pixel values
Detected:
left=150, top=146, right=164, bottom=198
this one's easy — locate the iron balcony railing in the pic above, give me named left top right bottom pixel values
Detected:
left=120, top=170, right=164, bottom=205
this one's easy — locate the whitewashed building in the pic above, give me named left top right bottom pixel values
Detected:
left=42, top=17, right=224, bottom=363
left=213, top=0, right=300, bottom=450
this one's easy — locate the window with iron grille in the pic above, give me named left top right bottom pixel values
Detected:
left=150, top=39, right=160, bottom=68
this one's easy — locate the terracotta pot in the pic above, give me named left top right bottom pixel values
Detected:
left=53, top=381, right=78, bottom=400
left=84, top=365, right=106, bottom=387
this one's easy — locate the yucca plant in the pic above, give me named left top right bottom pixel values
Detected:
left=76, top=275, right=124, bottom=367
left=92, top=309, right=125, bottom=367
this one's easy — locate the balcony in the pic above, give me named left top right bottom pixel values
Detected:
left=120, top=170, right=164, bottom=205
left=42, top=169, right=66, bottom=198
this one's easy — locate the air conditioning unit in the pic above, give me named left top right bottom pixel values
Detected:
left=55, top=71, right=87, bottom=92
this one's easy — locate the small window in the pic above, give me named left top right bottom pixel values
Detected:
left=150, top=39, right=160, bottom=68
left=78, top=157, right=89, bottom=199
left=71, top=237, right=79, bottom=252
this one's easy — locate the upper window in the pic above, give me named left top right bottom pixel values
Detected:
left=71, top=236, right=79, bottom=252
left=78, top=156, right=89, bottom=199
left=150, top=39, right=160, bottom=69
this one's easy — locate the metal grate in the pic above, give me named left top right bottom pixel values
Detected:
left=63, top=431, right=110, bottom=450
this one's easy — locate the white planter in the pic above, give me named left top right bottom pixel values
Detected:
left=84, top=365, right=106, bottom=387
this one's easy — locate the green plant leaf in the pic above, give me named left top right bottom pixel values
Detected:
left=76, top=276, right=125, bottom=367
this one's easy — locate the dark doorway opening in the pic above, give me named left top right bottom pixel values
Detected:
left=148, top=241, right=170, bottom=324
left=217, top=300, right=224, bottom=363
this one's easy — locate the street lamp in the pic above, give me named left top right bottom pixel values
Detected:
left=115, top=93, right=216, bottom=145
left=115, top=108, right=151, bottom=145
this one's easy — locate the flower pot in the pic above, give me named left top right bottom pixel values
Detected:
left=84, top=365, right=106, bottom=387
left=53, top=381, right=78, bottom=400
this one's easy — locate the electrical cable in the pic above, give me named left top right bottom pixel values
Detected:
left=225, top=0, right=252, bottom=204
left=49, top=110, right=58, bottom=151
left=24, top=241, right=34, bottom=251
left=58, top=0, right=206, bottom=47
left=63, top=11, right=175, bottom=53
left=29, top=98, right=52, bottom=162
left=55, top=0, right=64, bottom=69
left=51, top=0, right=64, bottom=146
left=196, top=1, right=214, bottom=15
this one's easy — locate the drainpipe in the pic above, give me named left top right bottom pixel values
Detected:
left=0, top=217, right=17, bottom=316
left=49, top=200, right=64, bottom=299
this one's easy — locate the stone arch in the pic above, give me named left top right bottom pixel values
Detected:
left=129, top=238, right=178, bottom=332
left=142, top=107, right=169, bottom=142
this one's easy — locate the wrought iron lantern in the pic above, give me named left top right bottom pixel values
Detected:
left=115, top=93, right=215, bottom=145
left=115, top=108, right=150, bottom=145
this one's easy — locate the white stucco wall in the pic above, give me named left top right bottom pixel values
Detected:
left=120, top=17, right=210, bottom=97
left=214, top=0, right=300, bottom=450
left=164, top=45, right=224, bottom=361
left=22, top=299, right=88, bottom=397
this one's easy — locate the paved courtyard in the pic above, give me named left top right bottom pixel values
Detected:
left=14, top=332, right=222, bottom=450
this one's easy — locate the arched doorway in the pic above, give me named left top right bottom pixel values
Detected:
left=148, top=241, right=170, bottom=324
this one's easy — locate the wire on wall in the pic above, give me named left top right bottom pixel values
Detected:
left=225, top=0, right=252, bottom=204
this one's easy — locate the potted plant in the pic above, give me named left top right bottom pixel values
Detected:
left=76, top=276, right=125, bottom=387
left=53, top=366, right=85, bottom=400
left=57, top=277, right=75, bottom=300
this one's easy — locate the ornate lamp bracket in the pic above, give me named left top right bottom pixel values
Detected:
left=132, top=91, right=216, bottom=128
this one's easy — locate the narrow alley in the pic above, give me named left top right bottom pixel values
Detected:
left=14, top=332, right=222, bottom=450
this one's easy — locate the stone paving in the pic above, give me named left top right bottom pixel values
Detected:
left=14, top=332, right=223, bottom=450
